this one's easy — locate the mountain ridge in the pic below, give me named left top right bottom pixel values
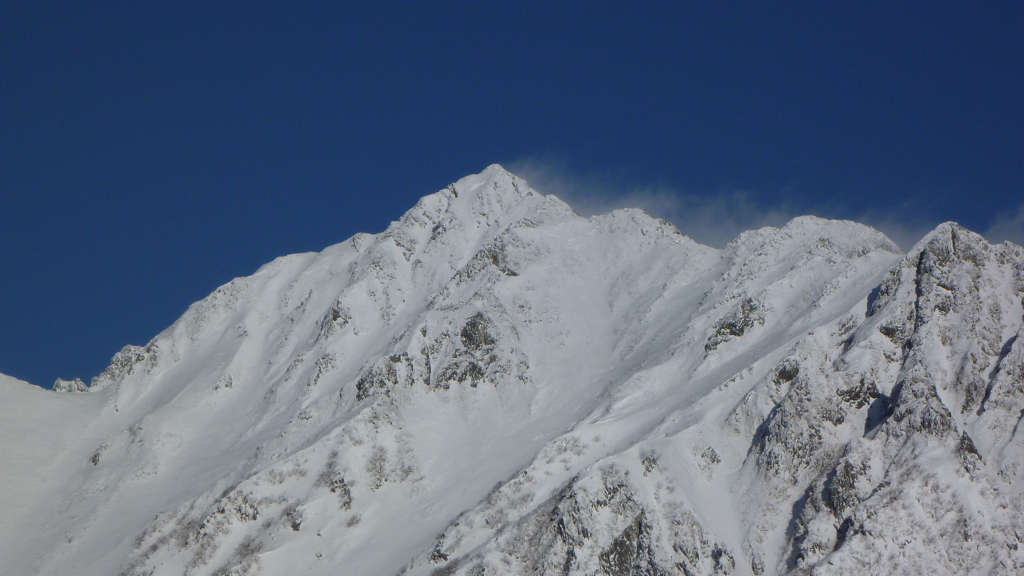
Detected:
left=1, top=166, right=1021, bottom=576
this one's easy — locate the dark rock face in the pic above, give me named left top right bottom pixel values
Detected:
left=355, top=359, right=400, bottom=401
left=461, top=313, right=497, bottom=351
left=774, top=360, right=800, bottom=385
left=422, top=461, right=742, bottom=576
left=706, top=298, right=765, bottom=352
left=598, top=511, right=664, bottom=576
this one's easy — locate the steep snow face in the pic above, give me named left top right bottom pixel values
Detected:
left=0, top=373, right=104, bottom=561
left=0, top=166, right=1018, bottom=576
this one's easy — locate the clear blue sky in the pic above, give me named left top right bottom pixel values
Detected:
left=2, top=2, right=1022, bottom=387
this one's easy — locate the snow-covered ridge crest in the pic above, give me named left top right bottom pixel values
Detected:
left=1, top=166, right=1020, bottom=576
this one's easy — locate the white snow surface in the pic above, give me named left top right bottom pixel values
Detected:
left=1, top=165, right=1022, bottom=576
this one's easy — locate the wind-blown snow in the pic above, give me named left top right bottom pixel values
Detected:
left=1, top=165, right=1021, bottom=576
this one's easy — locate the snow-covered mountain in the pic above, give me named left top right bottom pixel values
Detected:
left=2, top=165, right=1022, bottom=576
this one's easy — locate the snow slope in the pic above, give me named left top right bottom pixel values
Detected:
left=1, top=165, right=1021, bottom=576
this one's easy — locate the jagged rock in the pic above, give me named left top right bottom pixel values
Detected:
left=705, top=297, right=765, bottom=352
left=53, top=377, right=88, bottom=393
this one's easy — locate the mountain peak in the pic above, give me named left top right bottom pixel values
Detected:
left=381, top=166, right=575, bottom=259
left=447, top=163, right=539, bottom=212
left=459, top=163, right=524, bottom=190
left=724, top=215, right=901, bottom=264
left=908, top=220, right=992, bottom=260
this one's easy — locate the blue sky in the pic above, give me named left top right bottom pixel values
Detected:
left=2, top=2, right=1022, bottom=387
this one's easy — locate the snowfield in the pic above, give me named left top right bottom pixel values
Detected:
left=1, top=165, right=1022, bottom=575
